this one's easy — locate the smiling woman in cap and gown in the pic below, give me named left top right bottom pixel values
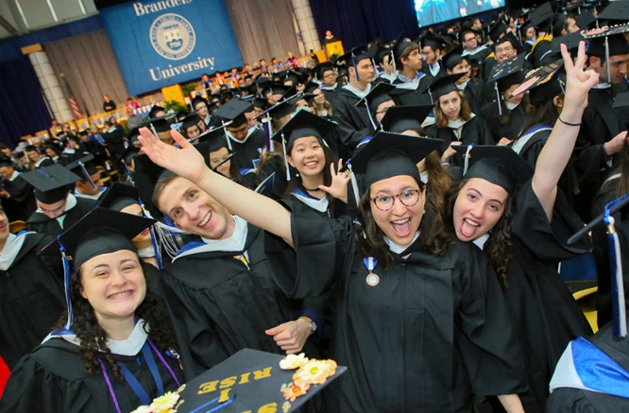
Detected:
left=442, top=42, right=597, bottom=412
left=137, top=118, right=527, bottom=412
left=0, top=208, right=183, bottom=413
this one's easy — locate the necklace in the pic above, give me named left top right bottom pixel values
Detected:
left=303, top=186, right=322, bottom=192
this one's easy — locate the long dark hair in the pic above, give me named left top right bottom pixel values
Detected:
left=355, top=176, right=455, bottom=268
left=443, top=179, right=515, bottom=288
left=285, top=135, right=336, bottom=205
left=494, top=93, right=536, bottom=126
left=55, top=258, right=178, bottom=381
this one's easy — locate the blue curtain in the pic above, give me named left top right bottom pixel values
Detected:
left=310, top=0, right=420, bottom=51
left=0, top=56, right=52, bottom=147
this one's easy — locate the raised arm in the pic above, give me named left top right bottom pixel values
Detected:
left=532, top=41, right=600, bottom=221
left=138, top=128, right=294, bottom=246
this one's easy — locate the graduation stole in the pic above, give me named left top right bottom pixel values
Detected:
left=530, top=34, right=552, bottom=53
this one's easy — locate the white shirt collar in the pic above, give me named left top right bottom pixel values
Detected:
left=9, top=170, right=19, bottom=181
left=226, top=127, right=256, bottom=144
left=35, top=194, right=78, bottom=228
left=173, top=215, right=249, bottom=261
left=456, top=79, right=471, bottom=91
left=342, top=82, right=372, bottom=99
left=505, top=101, right=520, bottom=111
left=429, top=63, right=440, bottom=77
left=291, top=189, right=329, bottom=213
left=473, top=233, right=489, bottom=249
left=0, top=232, right=35, bottom=271
left=384, top=231, right=420, bottom=254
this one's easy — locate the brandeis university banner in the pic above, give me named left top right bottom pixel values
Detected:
left=99, top=0, right=243, bottom=95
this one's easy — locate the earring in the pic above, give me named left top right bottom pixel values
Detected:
left=423, top=209, right=426, bottom=214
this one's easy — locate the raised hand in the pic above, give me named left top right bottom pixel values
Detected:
left=561, top=41, right=600, bottom=117
left=319, top=159, right=350, bottom=203
left=138, top=127, right=208, bottom=184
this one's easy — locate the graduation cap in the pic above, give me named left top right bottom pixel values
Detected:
left=172, top=348, right=346, bottom=413
left=274, top=110, right=336, bottom=180
left=495, top=32, right=523, bottom=54
left=67, top=155, right=98, bottom=190
left=120, top=139, right=142, bottom=170
left=530, top=2, right=555, bottom=30
left=252, top=96, right=269, bottom=110
left=510, top=60, right=565, bottom=106
left=491, top=53, right=526, bottom=115
left=336, top=44, right=372, bottom=81
left=488, top=21, right=508, bottom=42
left=99, top=182, right=141, bottom=212
left=303, top=81, right=320, bottom=94
left=598, top=1, right=629, bottom=22
left=0, top=157, right=13, bottom=168
left=380, top=105, right=433, bottom=134
left=255, top=92, right=304, bottom=121
left=355, top=82, right=396, bottom=129
left=214, top=99, right=254, bottom=128
left=347, top=131, right=443, bottom=188
left=442, top=44, right=466, bottom=69
left=424, top=73, right=465, bottom=102
left=20, top=164, right=81, bottom=204
left=453, top=145, right=533, bottom=194
left=148, top=105, right=165, bottom=119
left=181, top=113, right=203, bottom=133
left=576, top=11, right=597, bottom=30
left=42, top=207, right=155, bottom=330
left=286, top=71, right=306, bottom=86
left=421, top=32, right=446, bottom=51
left=145, top=116, right=173, bottom=135
left=583, top=24, right=629, bottom=83
left=391, top=35, right=415, bottom=67
left=263, top=82, right=295, bottom=99
left=550, top=31, right=587, bottom=54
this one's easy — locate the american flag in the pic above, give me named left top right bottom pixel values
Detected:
left=60, top=73, right=83, bottom=119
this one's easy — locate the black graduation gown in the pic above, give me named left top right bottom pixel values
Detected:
left=530, top=39, right=553, bottom=68
left=320, top=83, right=341, bottom=102
left=0, top=232, right=64, bottom=369
left=479, top=101, right=530, bottom=143
left=257, top=154, right=288, bottom=201
left=330, top=88, right=373, bottom=156
left=425, top=116, right=494, bottom=166
left=229, top=128, right=266, bottom=170
left=390, top=74, right=434, bottom=107
left=591, top=176, right=629, bottom=327
left=0, top=338, right=183, bottom=413
left=491, top=182, right=593, bottom=413
left=160, top=224, right=296, bottom=381
left=464, top=81, right=492, bottom=115
left=546, top=318, right=629, bottom=412
left=264, top=201, right=526, bottom=413
left=1, top=175, right=36, bottom=222
left=573, top=88, right=623, bottom=221
left=26, top=197, right=97, bottom=236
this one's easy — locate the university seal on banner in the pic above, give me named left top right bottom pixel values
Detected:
left=150, top=13, right=196, bottom=60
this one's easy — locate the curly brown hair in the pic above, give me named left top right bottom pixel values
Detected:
left=55, top=258, right=178, bottom=382
left=355, top=176, right=455, bottom=268
left=443, top=179, right=514, bottom=289
left=434, top=91, right=473, bottom=128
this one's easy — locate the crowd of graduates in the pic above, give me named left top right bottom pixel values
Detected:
left=0, top=0, right=629, bottom=412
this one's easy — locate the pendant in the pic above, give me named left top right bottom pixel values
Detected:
left=366, top=272, right=380, bottom=287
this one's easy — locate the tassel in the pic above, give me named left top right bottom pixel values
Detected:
left=495, top=84, right=502, bottom=116
left=463, top=143, right=474, bottom=175
left=604, top=207, right=627, bottom=338
left=348, top=163, right=360, bottom=207
left=352, top=52, right=360, bottom=82
left=78, top=161, right=97, bottom=190
left=57, top=237, right=73, bottom=330
left=281, top=131, right=291, bottom=181
left=149, top=226, right=163, bottom=270
left=366, top=102, right=378, bottom=131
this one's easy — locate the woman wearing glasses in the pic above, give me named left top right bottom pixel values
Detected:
left=138, top=124, right=527, bottom=412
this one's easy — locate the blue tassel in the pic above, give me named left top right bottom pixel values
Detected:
left=57, top=235, right=73, bottom=330
left=604, top=198, right=628, bottom=338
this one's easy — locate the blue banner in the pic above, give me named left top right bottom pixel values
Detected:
left=99, top=0, right=243, bottom=95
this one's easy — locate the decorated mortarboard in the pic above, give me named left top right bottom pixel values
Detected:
left=423, top=73, right=466, bottom=102
left=67, top=155, right=98, bottom=190
left=529, top=2, right=555, bottom=29
left=510, top=59, right=565, bottom=105
left=148, top=105, right=165, bottom=119
left=550, top=31, right=587, bottom=54
left=99, top=182, right=141, bottom=212
left=161, top=349, right=346, bottom=413
left=213, top=98, right=254, bottom=127
left=347, top=131, right=443, bottom=188
left=41, top=207, right=155, bottom=330
left=380, top=105, right=434, bottom=133
left=598, top=1, right=629, bottom=22
left=576, top=11, right=597, bottom=30
left=453, top=145, right=533, bottom=194
left=20, top=164, right=81, bottom=204
left=492, top=52, right=526, bottom=81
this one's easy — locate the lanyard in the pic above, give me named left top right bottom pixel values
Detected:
left=363, top=257, right=380, bottom=287
left=117, top=341, right=163, bottom=405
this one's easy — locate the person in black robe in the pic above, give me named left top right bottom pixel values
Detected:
left=316, top=62, right=342, bottom=102
left=573, top=34, right=629, bottom=222
left=443, top=47, right=492, bottom=115
left=443, top=45, right=599, bottom=411
left=0, top=201, right=64, bottom=370
left=0, top=157, right=36, bottom=222
left=20, top=164, right=97, bottom=236
left=146, top=165, right=322, bottom=381
left=329, top=48, right=377, bottom=158
left=137, top=126, right=528, bottom=412
left=0, top=209, right=183, bottom=413
left=547, top=312, right=629, bottom=412
left=423, top=74, right=493, bottom=166
left=214, top=99, right=267, bottom=170
left=390, top=38, right=434, bottom=107
left=25, top=145, right=54, bottom=169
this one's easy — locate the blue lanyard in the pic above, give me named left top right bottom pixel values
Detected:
left=363, top=257, right=377, bottom=272
left=117, top=342, right=164, bottom=405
